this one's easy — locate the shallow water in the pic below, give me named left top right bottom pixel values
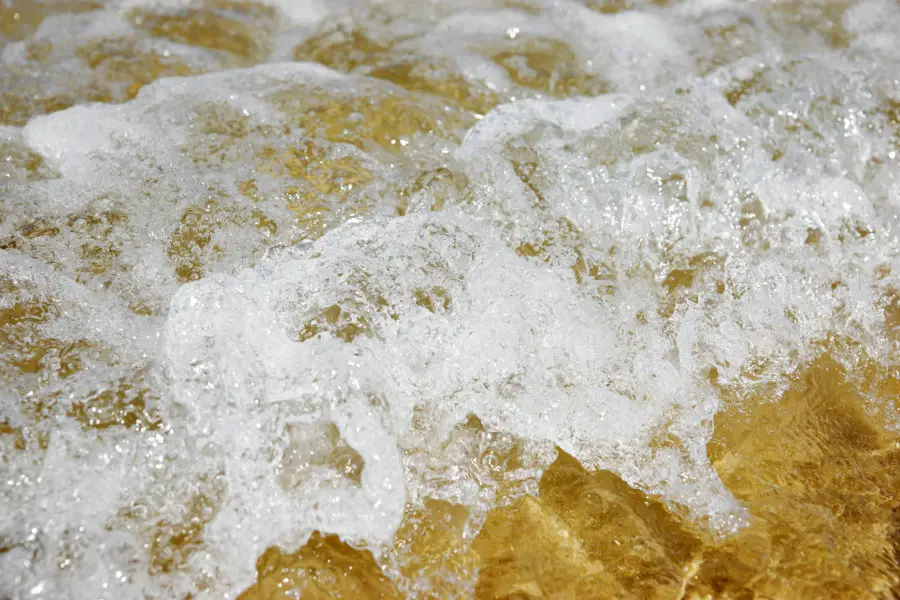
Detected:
left=0, top=0, right=898, bottom=598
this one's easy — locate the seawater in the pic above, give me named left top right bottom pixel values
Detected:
left=1, top=1, right=898, bottom=598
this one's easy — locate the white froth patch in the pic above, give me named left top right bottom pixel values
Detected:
left=162, top=214, right=746, bottom=553
left=554, top=2, right=694, bottom=89
left=20, top=61, right=345, bottom=186
left=418, top=3, right=692, bottom=93
left=23, top=105, right=159, bottom=187
left=20, top=59, right=346, bottom=171
left=461, top=94, right=634, bottom=150
left=112, top=0, right=348, bottom=27
left=451, top=74, right=895, bottom=391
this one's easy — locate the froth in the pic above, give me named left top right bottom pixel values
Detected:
left=161, top=214, right=745, bottom=553
left=2, top=0, right=899, bottom=597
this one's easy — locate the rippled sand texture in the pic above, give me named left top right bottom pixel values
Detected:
left=1, top=0, right=899, bottom=599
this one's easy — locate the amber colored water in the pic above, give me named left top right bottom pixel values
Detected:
left=238, top=356, right=899, bottom=600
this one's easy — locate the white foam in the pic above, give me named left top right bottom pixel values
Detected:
left=161, top=214, right=744, bottom=539
left=2, top=0, right=899, bottom=597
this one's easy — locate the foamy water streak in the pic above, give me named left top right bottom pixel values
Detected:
left=1, top=0, right=898, bottom=598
